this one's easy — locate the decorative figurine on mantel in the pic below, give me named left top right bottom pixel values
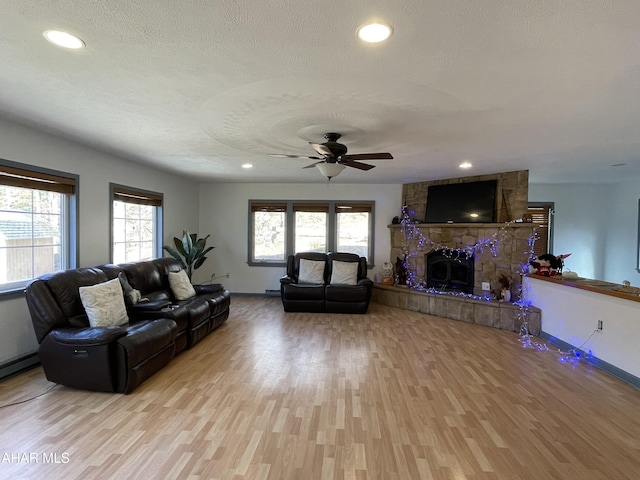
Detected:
left=395, top=255, right=408, bottom=287
left=529, top=253, right=571, bottom=277
left=497, top=273, right=513, bottom=302
left=381, top=262, right=395, bottom=285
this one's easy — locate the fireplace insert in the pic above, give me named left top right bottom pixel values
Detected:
left=425, top=250, right=474, bottom=294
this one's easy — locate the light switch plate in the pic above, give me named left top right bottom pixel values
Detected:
left=482, top=282, right=491, bottom=291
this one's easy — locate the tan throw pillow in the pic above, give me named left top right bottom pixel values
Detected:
left=298, top=258, right=326, bottom=284
left=330, top=260, right=359, bottom=285
left=79, top=278, right=129, bottom=328
left=168, top=269, right=196, bottom=300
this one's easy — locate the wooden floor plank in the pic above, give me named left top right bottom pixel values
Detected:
left=1, top=296, right=640, bottom=479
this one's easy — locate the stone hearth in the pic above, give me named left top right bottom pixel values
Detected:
left=372, top=284, right=541, bottom=335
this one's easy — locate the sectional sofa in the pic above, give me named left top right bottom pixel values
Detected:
left=25, top=258, right=230, bottom=394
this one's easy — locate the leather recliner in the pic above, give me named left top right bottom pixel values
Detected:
left=25, top=258, right=230, bottom=394
left=280, top=252, right=373, bottom=314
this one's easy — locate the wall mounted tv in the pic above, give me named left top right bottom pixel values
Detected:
left=424, top=180, right=497, bottom=223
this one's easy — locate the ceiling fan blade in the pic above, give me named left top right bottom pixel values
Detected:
left=310, top=142, right=334, bottom=157
left=269, top=154, right=321, bottom=159
left=340, top=160, right=375, bottom=171
left=341, top=152, right=393, bottom=161
left=303, top=161, right=325, bottom=169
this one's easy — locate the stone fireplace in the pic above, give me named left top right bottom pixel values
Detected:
left=390, top=223, right=536, bottom=298
left=390, top=169, right=536, bottom=299
left=426, top=249, right=474, bottom=294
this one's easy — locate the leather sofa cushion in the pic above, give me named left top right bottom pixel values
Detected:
left=204, top=290, right=231, bottom=316
left=181, top=297, right=211, bottom=328
left=117, top=319, right=177, bottom=367
left=283, top=284, right=325, bottom=300
left=46, top=267, right=109, bottom=319
left=325, top=284, right=370, bottom=302
left=122, top=261, right=163, bottom=294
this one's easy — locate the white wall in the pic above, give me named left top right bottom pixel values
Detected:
left=0, top=117, right=200, bottom=366
left=197, top=183, right=403, bottom=293
left=524, top=276, right=640, bottom=380
left=528, top=183, right=612, bottom=280
left=529, top=182, right=640, bottom=285
left=604, top=179, right=640, bottom=284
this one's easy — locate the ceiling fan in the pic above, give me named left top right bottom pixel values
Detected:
left=270, top=133, right=393, bottom=179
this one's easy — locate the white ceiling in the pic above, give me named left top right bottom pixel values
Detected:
left=1, top=1, right=640, bottom=185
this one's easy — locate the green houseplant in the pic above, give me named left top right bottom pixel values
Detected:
left=163, top=230, right=214, bottom=281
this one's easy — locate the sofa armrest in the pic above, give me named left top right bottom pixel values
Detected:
left=280, top=275, right=296, bottom=285
left=193, top=283, right=224, bottom=294
left=358, top=278, right=374, bottom=287
left=128, top=299, right=172, bottom=312
left=48, top=326, right=128, bottom=346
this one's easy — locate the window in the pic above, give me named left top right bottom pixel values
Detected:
left=250, top=203, right=286, bottom=263
left=248, top=200, right=374, bottom=266
left=111, top=184, right=162, bottom=264
left=527, top=202, right=554, bottom=257
left=294, top=203, right=328, bottom=253
left=336, top=203, right=371, bottom=259
left=0, top=160, right=77, bottom=292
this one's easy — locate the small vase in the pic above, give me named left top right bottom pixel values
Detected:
left=501, top=289, right=511, bottom=302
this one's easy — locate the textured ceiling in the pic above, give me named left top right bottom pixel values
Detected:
left=1, top=1, right=639, bottom=184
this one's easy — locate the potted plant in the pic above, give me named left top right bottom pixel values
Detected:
left=163, top=230, right=214, bottom=281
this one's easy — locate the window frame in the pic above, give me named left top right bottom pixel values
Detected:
left=527, top=201, right=554, bottom=257
left=0, top=158, right=78, bottom=295
left=248, top=199, right=375, bottom=267
left=637, top=198, right=640, bottom=273
left=109, top=183, right=163, bottom=264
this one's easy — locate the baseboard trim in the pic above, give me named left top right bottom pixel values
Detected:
left=540, top=331, right=640, bottom=390
left=0, top=352, right=40, bottom=381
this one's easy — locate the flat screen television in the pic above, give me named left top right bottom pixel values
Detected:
left=424, top=180, right=497, bottom=223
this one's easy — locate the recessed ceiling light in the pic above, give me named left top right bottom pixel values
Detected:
left=43, top=30, right=85, bottom=49
left=459, top=161, right=473, bottom=169
left=357, top=23, right=392, bottom=43
left=241, top=163, right=253, bottom=169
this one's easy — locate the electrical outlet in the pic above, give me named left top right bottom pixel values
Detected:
left=482, top=281, right=491, bottom=291
left=597, top=320, right=603, bottom=331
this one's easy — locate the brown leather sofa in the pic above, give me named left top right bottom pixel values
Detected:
left=25, top=258, right=230, bottom=394
left=280, top=252, right=373, bottom=314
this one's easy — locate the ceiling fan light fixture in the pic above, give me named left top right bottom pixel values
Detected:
left=43, top=30, right=85, bottom=49
left=357, top=23, right=392, bottom=43
left=316, top=163, right=346, bottom=180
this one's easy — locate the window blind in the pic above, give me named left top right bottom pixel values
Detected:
left=113, top=186, right=162, bottom=206
left=0, top=164, right=76, bottom=194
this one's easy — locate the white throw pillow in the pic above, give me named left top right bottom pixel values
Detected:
left=168, top=269, right=196, bottom=300
left=298, top=258, right=326, bottom=284
left=79, top=278, right=129, bottom=328
left=330, top=260, right=359, bottom=285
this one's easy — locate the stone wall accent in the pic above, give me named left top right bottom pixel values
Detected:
left=402, top=170, right=529, bottom=223
left=389, top=223, right=537, bottom=298
left=372, top=284, right=541, bottom=335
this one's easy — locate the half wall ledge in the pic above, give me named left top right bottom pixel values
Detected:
left=372, top=284, right=541, bottom=335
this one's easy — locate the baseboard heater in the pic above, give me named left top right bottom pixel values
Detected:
left=265, top=289, right=280, bottom=297
left=0, top=352, right=40, bottom=381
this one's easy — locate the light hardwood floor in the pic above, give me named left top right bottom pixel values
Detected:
left=1, top=297, right=639, bottom=479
